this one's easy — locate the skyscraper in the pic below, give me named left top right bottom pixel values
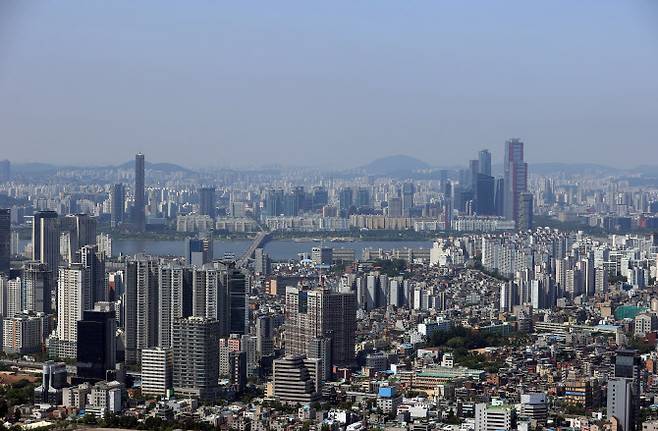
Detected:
left=401, top=183, right=415, bottom=216
left=199, top=187, right=216, bottom=219
left=157, top=263, right=192, bottom=349
left=338, top=188, right=353, bottom=213
left=79, top=245, right=106, bottom=305
left=134, top=153, right=145, bottom=232
left=61, top=214, right=97, bottom=263
left=226, top=267, right=247, bottom=336
left=0, top=209, right=10, bottom=274
left=503, top=139, right=528, bottom=226
left=172, top=316, right=220, bottom=402
left=0, top=160, right=10, bottom=182
left=475, top=174, right=495, bottom=215
left=110, top=184, right=125, bottom=228
left=607, top=349, right=640, bottom=431
left=478, top=149, right=492, bottom=177
left=76, top=306, right=117, bottom=382
left=124, top=255, right=159, bottom=364
left=48, top=264, right=92, bottom=359
left=518, top=192, right=534, bottom=231
left=32, top=210, right=59, bottom=288
left=22, top=261, right=52, bottom=314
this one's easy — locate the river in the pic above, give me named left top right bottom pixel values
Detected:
left=112, top=238, right=434, bottom=261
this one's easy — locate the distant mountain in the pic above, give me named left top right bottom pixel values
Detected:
left=12, top=162, right=59, bottom=174
left=116, top=160, right=193, bottom=173
left=360, top=155, right=431, bottom=176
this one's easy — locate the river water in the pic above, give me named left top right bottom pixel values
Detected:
left=112, top=239, right=434, bottom=261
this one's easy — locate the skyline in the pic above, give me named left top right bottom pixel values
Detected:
left=0, top=1, right=657, bottom=168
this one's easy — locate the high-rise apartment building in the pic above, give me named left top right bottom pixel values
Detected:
left=172, top=316, right=220, bottom=402
left=284, top=286, right=357, bottom=371
left=518, top=192, right=534, bottom=230
left=124, top=255, right=159, bottom=363
left=48, top=264, right=92, bottom=359
left=157, top=264, right=191, bottom=349
left=503, top=138, right=528, bottom=226
left=134, top=153, right=145, bottom=232
left=0, top=208, right=10, bottom=274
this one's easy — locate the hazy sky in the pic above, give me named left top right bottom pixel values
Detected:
left=0, top=1, right=657, bottom=169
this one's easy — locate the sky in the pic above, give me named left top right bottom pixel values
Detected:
left=0, top=1, right=657, bottom=169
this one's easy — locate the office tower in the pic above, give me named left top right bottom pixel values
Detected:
left=34, top=361, right=67, bottom=405
left=256, top=315, right=274, bottom=357
left=356, top=187, right=371, bottom=208
left=519, top=393, right=548, bottom=424
left=338, top=187, right=353, bottom=212
left=134, top=153, right=145, bottom=232
left=264, top=189, right=282, bottom=217
left=308, top=336, right=332, bottom=382
left=607, top=349, right=640, bottom=431
left=518, top=192, right=534, bottom=230
left=172, top=316, right=220, bottom=402
left=312, top=186, right=328, bottom=208
left=503, top=138, right=528, bottom=225
left=48, top=264, right=92, bottom=359
left=494, top=178, right=505, bottom=217
left=76, top=306, right=117, bottom=381
left=475, top=174, right=495, bottom=215
left=186, top=238, right=206, bottom=266
left=141, top=347, right=173, bottom=397
left=79, top=245, right=106, bottom=304
left=387, top=197, right=403, bottom=217
left=475, top=402, right=516, bottom=431
left=272, top=355, right=321, bottom=403
left=32, top=210, right=59, bottom=286
left=199, top=186, right=216, bottom=219
left=311, top=247, right=333, bottom=266
left=21, top=261, right=52, bottom=314
left=124, top=255, right=159, bottom=364
left=110, top=184, right=125, bottom=228
left=581, top=255, right=595, bottom=297
left=254, top=248, right=271, bottom=276
left=468, top=160, right=480, bottom=191
left=401, top=183, right=415, bottom=216
left=0, top=159, right=9, bottom=182
left=478, top=149, right=492, bottom=177
left=0, top=209, right=9, bottom=274
left=284, top=286, right=357, bottom=368
left=218, top=265, right=247, bottom=336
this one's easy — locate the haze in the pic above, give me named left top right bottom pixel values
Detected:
left=0, top=1, right=657, bottom=169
